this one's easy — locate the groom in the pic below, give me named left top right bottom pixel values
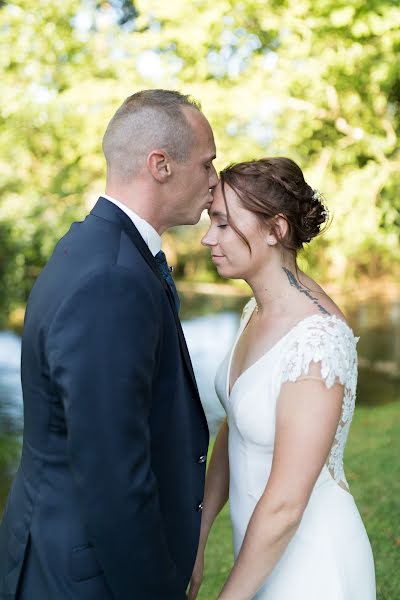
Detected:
left=0, top=90, right=217, bottom=599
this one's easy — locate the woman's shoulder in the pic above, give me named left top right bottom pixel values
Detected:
left=289, top=274, right=355, bottom=339
left=281, top=311, right=359, bottom=389
left=297, top=310, right=356, bottom=339
left=291, top=309, right=359, bottom=362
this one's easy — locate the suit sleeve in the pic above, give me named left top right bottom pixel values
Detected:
left=46, top=266, right=187, bottom=600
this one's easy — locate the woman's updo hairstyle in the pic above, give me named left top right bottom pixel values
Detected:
left=219, top=157, right=329, bottom=253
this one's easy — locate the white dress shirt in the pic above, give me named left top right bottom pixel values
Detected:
left=102, top=194, right=162, bottom=257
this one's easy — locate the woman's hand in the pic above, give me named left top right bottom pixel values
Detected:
left=187, top=548, right=205, bottom=600
left=187, top=417, right=230, bottom=599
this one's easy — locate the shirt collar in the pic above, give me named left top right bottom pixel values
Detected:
left=102, top=194, right=162, bottom=257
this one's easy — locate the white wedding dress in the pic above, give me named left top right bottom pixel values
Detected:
left=215, top=298, right=376, bottom=599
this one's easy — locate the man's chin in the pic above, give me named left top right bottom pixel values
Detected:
left=177, top=205, right=210, bottom=226
left=185, top=212, right=203, bottom=226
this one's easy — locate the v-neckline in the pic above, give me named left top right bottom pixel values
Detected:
left=225, top=302, right=352, bottom=400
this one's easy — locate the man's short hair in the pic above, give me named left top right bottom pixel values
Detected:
left=102, top=89, right=202, bottom=181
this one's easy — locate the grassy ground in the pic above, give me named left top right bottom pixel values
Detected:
left=198, top=402, right=400, bottom=600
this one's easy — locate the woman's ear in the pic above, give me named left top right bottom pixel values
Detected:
left=147, top=149, right=172, bottom=182
left=266, top=214, right=288, bottom=245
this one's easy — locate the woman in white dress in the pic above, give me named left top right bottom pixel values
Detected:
left=188, top=158, right=376, bottom=600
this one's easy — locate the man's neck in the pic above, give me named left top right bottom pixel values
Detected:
left=104, top=183, right=163, bottom=234
left=102, top=192, right=162, bottom=256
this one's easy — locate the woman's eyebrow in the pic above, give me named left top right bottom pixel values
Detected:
left=209, top=210, right=227, bottom=218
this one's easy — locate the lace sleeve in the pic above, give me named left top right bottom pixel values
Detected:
left=280, top=315, right=359, bottom=488
left=281, top=315, right=358, bottom=392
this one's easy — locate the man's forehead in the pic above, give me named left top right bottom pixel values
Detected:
left=185, top=107, right=215, bottom=141
left=184, top=106, right=209, bottom=129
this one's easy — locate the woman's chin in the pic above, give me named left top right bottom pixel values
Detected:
left=216, top=266, right=241, bottom=280
left=215, top=265, right=228, bottom=279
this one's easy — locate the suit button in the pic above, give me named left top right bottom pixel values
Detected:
left=197, top=502, right=203, bottom=512
left=197, top=455, right=206, bottom=464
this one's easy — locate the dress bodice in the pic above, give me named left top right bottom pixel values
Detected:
left=215, top=297, right=359, bottom=491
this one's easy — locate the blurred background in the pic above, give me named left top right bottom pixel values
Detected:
left=0, top=1, right=399, bottom=598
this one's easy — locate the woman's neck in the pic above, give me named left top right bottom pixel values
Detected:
left=246, top=257, right=300, bottom=316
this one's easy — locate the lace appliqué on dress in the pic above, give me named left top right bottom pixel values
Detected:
left=280, top=315, right=359, bottom=489
left=240, top=297, right=257, bottom=322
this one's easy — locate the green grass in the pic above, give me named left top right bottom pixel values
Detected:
left=0, top=434, right=22, bottom=512
left=198, top=402, right=400, bottom=600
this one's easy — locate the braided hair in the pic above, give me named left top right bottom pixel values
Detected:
left=219, top=157, right=329, bottom=253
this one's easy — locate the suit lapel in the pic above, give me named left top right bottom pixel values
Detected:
left=91, top=197, right=164, bottom=284
left=91, top=198, right=203, bottom=406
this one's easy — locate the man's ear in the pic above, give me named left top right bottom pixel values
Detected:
left=147, top=149, right=173, bottom=182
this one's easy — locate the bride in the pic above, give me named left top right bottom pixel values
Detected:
left=189, top=158, right=376, bottom=600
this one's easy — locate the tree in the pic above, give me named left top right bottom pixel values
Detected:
left=1, top=0, right=399, bottom=323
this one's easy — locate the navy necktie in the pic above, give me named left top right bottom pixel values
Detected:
left=155, top=250, right=180, bottom=312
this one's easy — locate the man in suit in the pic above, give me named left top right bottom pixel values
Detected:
left=0, top=89, right=218, bottom=599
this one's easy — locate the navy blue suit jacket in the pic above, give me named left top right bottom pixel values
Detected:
left=0, top=198, right=209, bottom=599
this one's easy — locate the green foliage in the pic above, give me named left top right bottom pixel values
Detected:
left=1, top=0, right=399, bottom=322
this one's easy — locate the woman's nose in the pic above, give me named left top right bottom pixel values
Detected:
left=201, top=229, right=216, bottom=247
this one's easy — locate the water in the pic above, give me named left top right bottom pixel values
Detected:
left=0, top=331, right=23, bottom=509
left=0, top=293, right=399, bottom=513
